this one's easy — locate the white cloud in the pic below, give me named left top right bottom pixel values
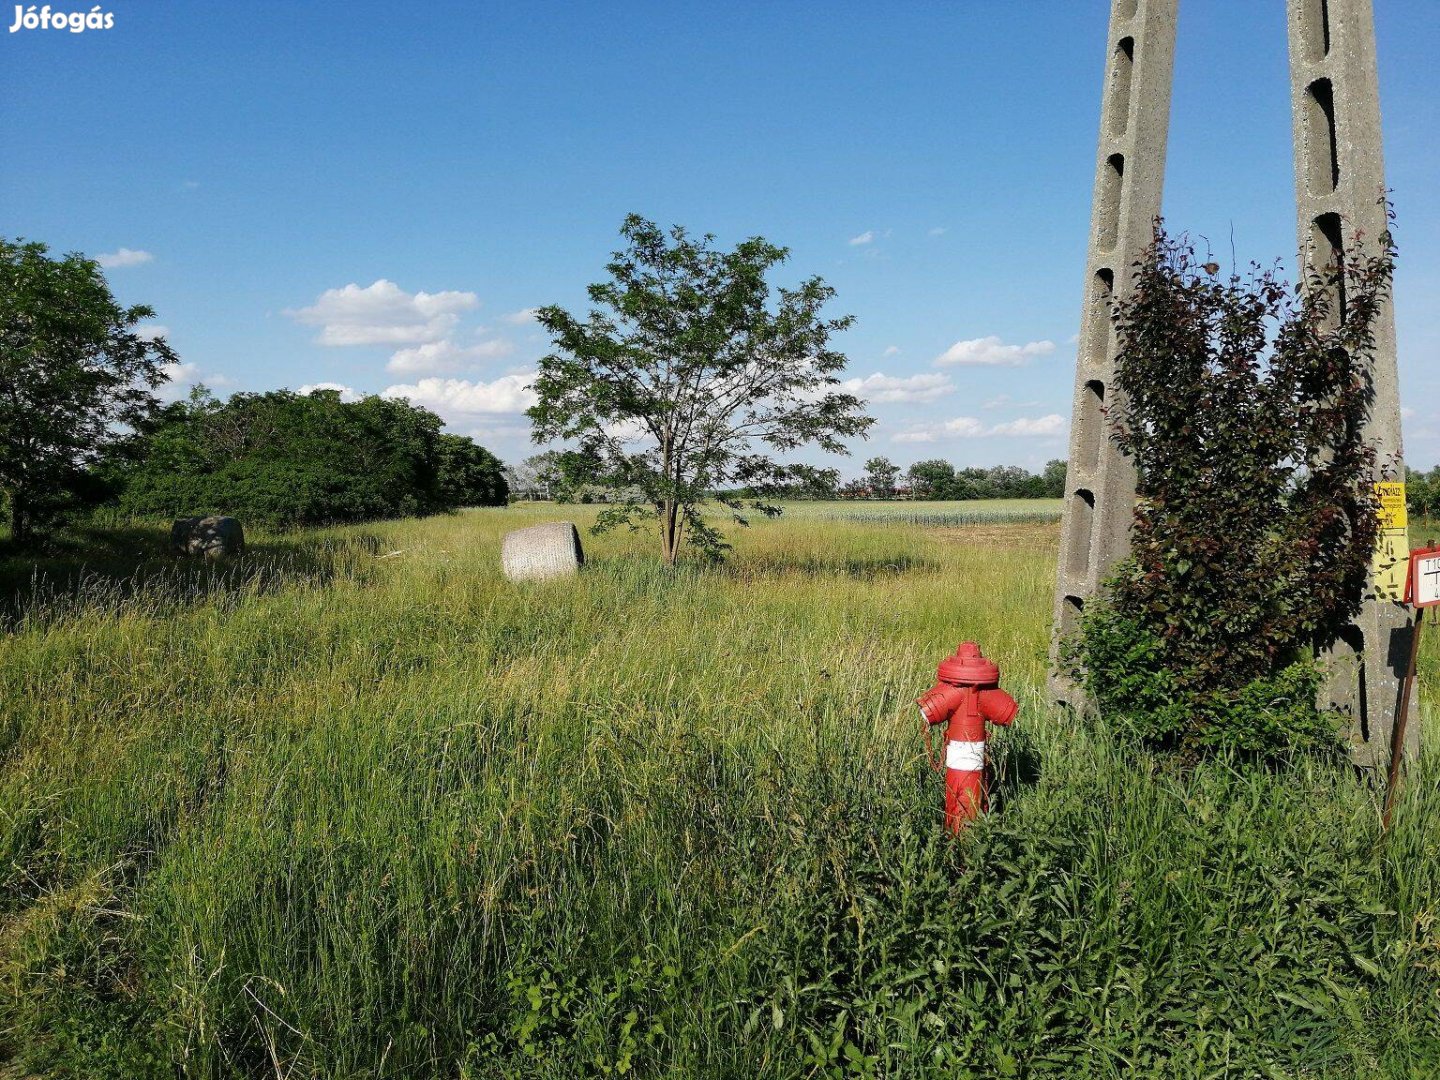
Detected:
left=883, top=345, right=901, bottom=357
left=500, top=307, right=540, bottom=325
left=288, top=279, right=479, bottom=347
left=96, top=247, right=153, bottom=268
left=990, top=413, right=1068, bottom=437
left=158, top=361, right=233, bottom=400
left=894, top=413, right=1067, bottom=442
left=840, top=372, right=955, bottom=404
left=161, top=361, right=201, bottom=385
left=136, top=324, right=171, bottom=341
left=848, top=230, right=875, bottom=246
left=298, top=382, right=364, bottom=402
left=944, top=417, right=988, bottom=437
left=928, top=226, right=947, bottom=237
left=1402, top=407, right=1417, bottom=420
left=465, top=423, right=532, bottom=442
left=386, top=338, right=514, bottom=375
left=381, top=373, right=538, bottom=417
left=934, top=335, right=1056, bottom=367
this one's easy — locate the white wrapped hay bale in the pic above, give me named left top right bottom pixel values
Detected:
left=501, top=522, right=584, bottom=582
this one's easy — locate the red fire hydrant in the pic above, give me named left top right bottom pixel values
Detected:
left=917, top=642, right=1018, bottom=832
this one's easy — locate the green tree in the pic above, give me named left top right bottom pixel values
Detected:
left=0, top=238, right=176, bottom=541
left=114, top=387, right=504, bottom=525
left=529, top=215, right=872, bottom=564
left=907, top=459, right=956, bottom=500
left=953, top=467, right=993, bottom=500
left=435, top=434, right=509, bottom=508
left=1407, top=465, right=1440, bottom=522
left=1041, top=458, right=1067, bottom=499
left=863, top=456, right=900, bottom=498
left=1071, top=224, right=1392, bottom=756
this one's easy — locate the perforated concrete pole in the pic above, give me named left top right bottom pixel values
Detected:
left=1050, top=0, right=1179, bottom=705
left=1287, top=0, right=1417, bottom=764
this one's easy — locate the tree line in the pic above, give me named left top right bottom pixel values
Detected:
left=1410, top=466, right=1440, bottom=522
left=0, top=237, right=506, bottom=542
left=109, top=387, right=507, bottom=527
left=856, top=456, right=1067, bottom=500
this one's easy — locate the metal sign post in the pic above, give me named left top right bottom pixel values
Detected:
left=1384, top=543, right=1440, bottom=830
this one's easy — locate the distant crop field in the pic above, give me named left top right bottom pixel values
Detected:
left=779, top=498, right=1063, bottom=527
left=0, top=505, right=1436, bottom=1078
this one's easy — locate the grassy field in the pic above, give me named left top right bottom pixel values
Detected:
left=0, top=504, right=1436, bottom=1078
left=779, top=499, right=1063, bottom=528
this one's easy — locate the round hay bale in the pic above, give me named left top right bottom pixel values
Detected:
left=501, top=521, right=584, bottom=582
left=171, top=515, right=246, bottom=560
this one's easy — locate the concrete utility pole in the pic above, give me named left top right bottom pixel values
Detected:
left=1051, top=0, right=1417, bottom=766
left=1050, top=0, right=1179, bottom=698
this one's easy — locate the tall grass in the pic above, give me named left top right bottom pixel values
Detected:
left=0, top=505, right=1435, bottom=1078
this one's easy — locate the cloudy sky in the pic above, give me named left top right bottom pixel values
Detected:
left=3, top=1, right=1436, bottom=473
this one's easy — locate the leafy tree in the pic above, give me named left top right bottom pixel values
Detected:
left=953, top=467, right=993, bottom=500
left=907, top=459, right=956, bottom=500
left=1069, top=223, right=1392, bottom=757
left=1407, top=465, right=1440, bottom=522
left=435, top=434, right=508, bottom=508
left=0, top=238, right=176, bottom=541
left=1041, top=458, right=1067, bottom=499
left=863, top=456, right=900, bottom=498
left=504, top=451, right=563, bottom=501
left=985, top=464, right=1034, bottom=498
left=783, top=465, right=840, bottom=500
left=529, top=215, right=872, bottom=564
left=114, top=387, right=505, bottom=525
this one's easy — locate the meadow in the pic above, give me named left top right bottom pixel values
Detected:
left=0, top=503, right=1436, bottom=1078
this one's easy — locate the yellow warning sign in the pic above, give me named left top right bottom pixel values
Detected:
left=1372, top=482, right=1409, bottom=601
left=1375, top=482, right=1408, bottom=530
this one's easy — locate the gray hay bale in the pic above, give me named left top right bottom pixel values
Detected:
left=171, top=515, right=246, bottom=560
left=502, top=522, right=584, bottom=582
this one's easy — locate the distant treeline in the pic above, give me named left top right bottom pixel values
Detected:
left=890, top=459, right=1066, bottom=500
left=827, top=458, right=1067, bottom=500
left=1411, top=466, right=1440, bottom=521
left=99, top=388, right=508, bottom=527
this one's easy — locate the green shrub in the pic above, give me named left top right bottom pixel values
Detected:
left=1070, top=221, right=1395, bottom=758
left=109, top=387, right=507, bottom=527
left=1072, top=602, right=1339, bottom=756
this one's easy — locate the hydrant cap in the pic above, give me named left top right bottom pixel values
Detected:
left=937, top=641, right=1000, bottom=686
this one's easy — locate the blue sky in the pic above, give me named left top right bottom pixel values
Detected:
left=3, top=0, right=1436, bottom=474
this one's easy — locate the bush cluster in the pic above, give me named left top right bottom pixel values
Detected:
left=902, top=460, right=1067, bottom=501
left=1070, top=224, right=1394, bottom=758
left=109, top=388, right=507, bottom=527
left=1409, top=465, right=1440, bottom=522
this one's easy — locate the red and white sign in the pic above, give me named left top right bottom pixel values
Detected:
left=1408, top=546, right=1440, bottom=608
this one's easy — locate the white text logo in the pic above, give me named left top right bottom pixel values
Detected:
left=9, top=5, right=114, bottom=32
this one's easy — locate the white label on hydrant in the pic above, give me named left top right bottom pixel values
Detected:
left=945, top=740, right=985, bottom=771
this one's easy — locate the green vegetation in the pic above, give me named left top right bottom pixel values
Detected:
left=901, top=460, right=1067, bottom=501
left=1409, top=466, right=1440, bottom=522
left=111, top=387, right=507, bottom=528
left=0, top=237, right=176, bottom=542
left=530, top=215, right=871, bottom=564
left=1, top=506, right=1435, bottom=1078
left=1071, top=226, right=1394, bottom=758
